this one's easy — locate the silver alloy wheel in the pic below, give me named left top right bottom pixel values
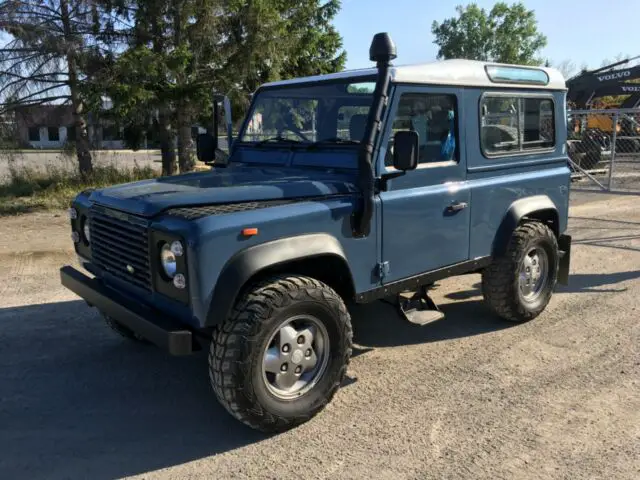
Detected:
left=519, top=247, right=549, bottom=302
left=262, top=315, right=330, bottom=400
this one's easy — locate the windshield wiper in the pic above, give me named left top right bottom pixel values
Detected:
left=253, top=136, right=304, bottom=147
left=307, top=137, right=360, bottom=149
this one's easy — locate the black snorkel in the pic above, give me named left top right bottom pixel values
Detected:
left=353, top=32, right=397, bottom=237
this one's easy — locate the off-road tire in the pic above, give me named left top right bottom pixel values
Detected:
left=209, top=275, right=352, bottom=433
left=103, top=314, right=149, bottom=343
left=482, top=222, right=559, bottom=322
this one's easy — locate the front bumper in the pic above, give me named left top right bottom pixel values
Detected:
left=60, top=266, right=196, bottom=355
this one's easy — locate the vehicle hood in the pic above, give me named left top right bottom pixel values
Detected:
left=89, top=164, right=359, bottom=217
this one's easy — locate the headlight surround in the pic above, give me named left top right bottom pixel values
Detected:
left=152, top=232, right=188, bottom=303
left=160, top=243, right=178, bottom=279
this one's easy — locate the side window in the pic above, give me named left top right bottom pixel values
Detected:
left=480, top=95, right=555, bottom=156
left=523, top=98, right=554, bottom=150
left=480, top=97, right=519, bottom=154
left=385, top=93, right=458, bottom=166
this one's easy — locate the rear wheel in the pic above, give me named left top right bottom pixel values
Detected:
left=209, top=275, right=352, bottom=432
left=482, top=222, right=559, bottom=322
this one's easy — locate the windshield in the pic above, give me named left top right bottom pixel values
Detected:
left=239, top=78, right=375, bottom=145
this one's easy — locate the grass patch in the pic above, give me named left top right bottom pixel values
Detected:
left=0, top=161, right=158, bottom=216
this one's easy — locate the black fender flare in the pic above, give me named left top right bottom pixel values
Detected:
left=493, top=195, right=559, bottom=256
left=205, top=233, right=354, bottom=326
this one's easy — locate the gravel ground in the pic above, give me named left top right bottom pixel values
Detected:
left=0, top=190, right=639, bottom=479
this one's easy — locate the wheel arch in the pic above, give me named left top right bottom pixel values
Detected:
left=206, top=234, right=356, bottom=327
left=493, top=195, right=560, bottom=256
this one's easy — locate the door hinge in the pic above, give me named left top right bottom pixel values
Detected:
left=377, top=261, right=390, bottom=279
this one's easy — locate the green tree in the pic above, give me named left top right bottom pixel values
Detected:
left=100, top=0, right=200, bottom=175
left=0, top=0, right=116, bottom=176
left=215, top=0, right=347, bottom=128
left=431, top=2, right=547, bottom=66
left=105, top=0, right=345, bottom=175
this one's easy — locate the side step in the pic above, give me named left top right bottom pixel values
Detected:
left=397, top=286, right=445, bottom=326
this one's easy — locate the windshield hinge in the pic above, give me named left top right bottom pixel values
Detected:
left=377, top=261, right=390, bottom=280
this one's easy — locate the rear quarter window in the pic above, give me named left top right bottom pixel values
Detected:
left=480, top=94, right=555, bottom=157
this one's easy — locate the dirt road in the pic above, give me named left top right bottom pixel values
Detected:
left=0, top=192, right=638, bottom=479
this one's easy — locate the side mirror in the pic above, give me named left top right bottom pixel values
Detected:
left=196, top=133, right=216, bottom=163
left=214, top=94, right=234, bottom=150
left=393, top=130, right=419, bottom=171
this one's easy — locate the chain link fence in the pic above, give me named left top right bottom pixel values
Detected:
left=568, top=108, right=640, bottom=191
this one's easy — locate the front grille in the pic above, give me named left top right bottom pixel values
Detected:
left=89, top=207, right=152, bottom=291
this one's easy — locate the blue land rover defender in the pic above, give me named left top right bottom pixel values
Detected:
left=61, top=33, right=571, bottom=432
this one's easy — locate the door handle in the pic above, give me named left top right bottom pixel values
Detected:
left=446, top=201, right=468, bottom=213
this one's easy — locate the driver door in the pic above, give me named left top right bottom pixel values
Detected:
left=378, top=86, right=470, bottom=284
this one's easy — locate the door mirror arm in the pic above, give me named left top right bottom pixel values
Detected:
left=376, top=170, right=406, bottom=191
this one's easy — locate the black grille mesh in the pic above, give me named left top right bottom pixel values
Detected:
left=166, top=199, right=298, bottom=220
left=89, top=209, right=151, bottom=291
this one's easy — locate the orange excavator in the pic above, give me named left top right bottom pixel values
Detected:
left=566, top=56, right=640, bottom=168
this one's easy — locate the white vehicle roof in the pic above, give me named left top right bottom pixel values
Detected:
left=262, top=59, right=566, bottom=91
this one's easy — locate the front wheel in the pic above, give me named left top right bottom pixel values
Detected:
left=482, top=222, right=559, bottom=322
left=209, top=275, right=352, bottom=432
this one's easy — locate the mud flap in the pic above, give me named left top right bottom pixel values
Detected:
left=558, top=234, right=571, bottom=285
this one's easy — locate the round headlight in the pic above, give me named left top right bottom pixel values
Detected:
left=82, top=218, right=91, bottom=244
left=160, top=243, right=177, bottom=278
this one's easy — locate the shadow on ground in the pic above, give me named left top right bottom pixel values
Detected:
left=0, top=300, right=267, bottom=480
left=436, top=268, right=640, bottom=297
left=568, top=215, right=640, bottom=253
left=444, top=282, right=482, bottom=300
left=557, top=270, right=640, bottom=293
left=569, top=188, right=640, bottom=205
left=3, top=262, right=639, bottom=478
left=350, top=296, right=514, bottom=352
left=0, top=293, right=519, bottom=479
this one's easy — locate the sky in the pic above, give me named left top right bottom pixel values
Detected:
left=333, top=0, right=640, bottom=73
left=2, top=0, right=638, bottom=77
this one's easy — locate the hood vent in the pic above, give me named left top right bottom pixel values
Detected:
left=166, top=194, right=355, bottom=220
left=166, top=199, right=299, bottom=220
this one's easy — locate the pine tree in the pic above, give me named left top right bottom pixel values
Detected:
left=106, top=0, right=346, bottom=174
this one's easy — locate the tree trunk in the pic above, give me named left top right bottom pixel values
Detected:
left=158, top=107, right=176, bottom=176
left=177, top=100, right=194, bottom=173
left=73, top=105, right=93, bottom=177
left=60, top=0, right=92, bottom=177
left=171, top=2, right=193, bottom=173
left=149, top=14, right=175, bottom=176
